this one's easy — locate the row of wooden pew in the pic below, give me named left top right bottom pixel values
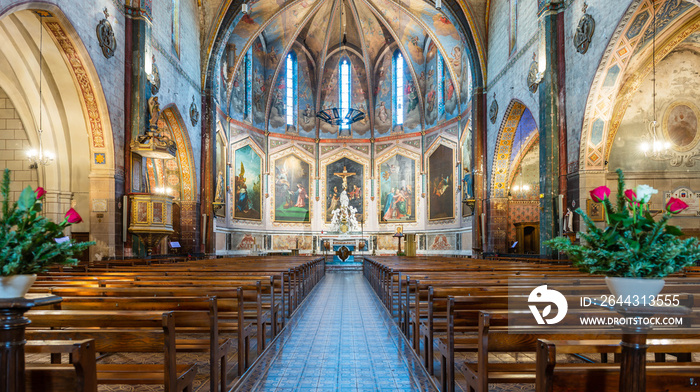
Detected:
left=363, top=256, right=700, bottom=392
left=24, top=256, right=325, bottom=392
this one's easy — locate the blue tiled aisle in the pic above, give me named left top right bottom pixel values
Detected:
left=235, top=272, right=439, bottom=392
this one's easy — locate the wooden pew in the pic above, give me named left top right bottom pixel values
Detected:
left=26, top=310, right=198, bottom=392
left=51, top=296, right=233, bottom=392
left=25, top=339, right=97, bottom=392
left=462, top=311, right=700, bottom=392
left=536, top=339, right=700, bottom=392
left=47, top=284, right=261, bottom=371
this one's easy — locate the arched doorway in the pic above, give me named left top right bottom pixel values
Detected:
left=0, top=7, right=116, bottom=259
left=489, top=101, right=539, bottom=253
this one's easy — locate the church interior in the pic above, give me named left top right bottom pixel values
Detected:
left=2, top=0, right=700, bottom=391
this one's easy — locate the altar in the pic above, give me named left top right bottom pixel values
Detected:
left=321, top=237, right=368, bottom=264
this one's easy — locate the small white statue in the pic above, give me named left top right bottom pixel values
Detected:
left=340, top=190, right=349, bottom=208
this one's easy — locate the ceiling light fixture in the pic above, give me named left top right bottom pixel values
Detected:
left=640, top=1, right=671, bottom=156
left=26, top=13, right=54, bottom=169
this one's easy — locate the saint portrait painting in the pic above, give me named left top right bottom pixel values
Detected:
left=233, top=145, right=262, bottom=220
left=379, top=154, right=416, bottom=222
left=274, top=154, right=310, bottom=222
left=325, top=158, right=363, bottom=222
left=428, top=144, right=454, bottom=220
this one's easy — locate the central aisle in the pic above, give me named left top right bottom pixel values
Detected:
left=235, top=272, right=438, bottom=391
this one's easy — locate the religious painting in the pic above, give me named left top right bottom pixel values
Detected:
left=325, top=157, right=363, bottom=222
left=664, top=102, right=699, bottom=152
left=586, top=199, right=605, bottom=222
left=274, top=154, right=310, bottom=223
left=428, top=144, right=454, bottom=220
left=379, top=154, right=416, bottom=223
left=233, top=145, right=262, bottom=220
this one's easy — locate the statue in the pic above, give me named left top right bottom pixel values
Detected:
left=215, top=171, right=224, bottom=202
left=148, top=96, right=161, bottom=129
left=339, top=190, right=349, bottom=208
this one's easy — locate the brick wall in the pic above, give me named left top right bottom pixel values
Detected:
left=0, top=87, right=37, bottom=201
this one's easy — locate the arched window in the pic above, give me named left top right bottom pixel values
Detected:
left=394, top=52, right=404, bottom=126
left=285, top=53, right=296, bottom=126
left=245, top=46, right=253, bottom=122
left=172, top=0, right=180, bottom=56
left=437, top=52, right=444, bottom=117
left=339, top=59, right=351, bottom=130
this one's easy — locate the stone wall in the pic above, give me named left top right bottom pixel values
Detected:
left=0, top=87, right=37, bottom=201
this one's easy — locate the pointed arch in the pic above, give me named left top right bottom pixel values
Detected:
left=491, top=100, right=538, bottom=197
left=579, top=0, right=700, bottom=170
left=161, top=106, right=198, bottom=202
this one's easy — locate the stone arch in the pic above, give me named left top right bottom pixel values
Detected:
left=491, top=100, right=539, bottom=197
left=161, top=105, right=198, bottom=202
left=0, top=5, right=116, bottom=257
left=579, top=0, right=700, bottom=170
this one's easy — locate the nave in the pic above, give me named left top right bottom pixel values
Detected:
left=235, top=272, right=438, bottom=391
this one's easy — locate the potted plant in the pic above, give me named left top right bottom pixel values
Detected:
left=546, top=169, right=700, bottom=298
left=0, top=169, right=94, bottom=298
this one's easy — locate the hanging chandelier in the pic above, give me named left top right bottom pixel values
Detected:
left=316, top=0, right=365, bottom=127
left=26, top=13, right=54, bottom=169
left=640, top=2, right=671, bottom=157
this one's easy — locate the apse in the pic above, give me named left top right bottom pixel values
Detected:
left=216, top=0, right=474, bottom=139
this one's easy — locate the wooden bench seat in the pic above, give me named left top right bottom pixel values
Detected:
left=25, top=339, right=97, bottom=392
left=537, top=339, right=700, bottom=392
left=26, top=310, right=197, bottom=392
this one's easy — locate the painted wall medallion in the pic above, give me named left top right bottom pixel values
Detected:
left=663, top=101, right=699, bottom=152
left=489, top=93, right=498, bottom=124
left=190, top=95, right=199, bottom=126
left=96, top=8, right=116, bottom=59
left=574, top=2, right=595, bottom=54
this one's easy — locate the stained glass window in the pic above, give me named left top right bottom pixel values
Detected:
left=245, top=47, right=253, bottom=121
left=286, top=53, right=295, bottom=126
left=340, top=59, right=351, bottom=130
left=437, top=52, right=444, bottom=117
left=395, top=53, right=404, bottom=125
left=172, top=0, right=180, bottom=57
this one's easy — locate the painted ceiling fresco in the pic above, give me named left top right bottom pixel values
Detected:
left=217, top=0, right=473, bottom=139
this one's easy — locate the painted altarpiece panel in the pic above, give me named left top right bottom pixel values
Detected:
left=376, top=151, right=419, bottom=223
left=272, top=153, right=312, bottom=223
left=232, top=141, right=263, bottom=221
left=322, top=153, right=367, bottom=223
left=428, top=142, right=455, bottom=220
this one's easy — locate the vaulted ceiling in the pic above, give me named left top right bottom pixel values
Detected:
left=200, top=0, right=488, bottom=85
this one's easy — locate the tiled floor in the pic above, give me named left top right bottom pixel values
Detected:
left=235, top=272, right=439, bottom=392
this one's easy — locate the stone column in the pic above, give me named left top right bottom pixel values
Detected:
left=123, top=3, right=152, bottom=255
left=201, top=91, right=215, bottom=254
left=488, top=197, right=509, bottom=254
left=471, top=88, right=487, bottom=256
left=538, top=0, right=566, bottom=256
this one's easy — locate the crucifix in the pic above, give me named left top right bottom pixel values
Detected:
left=333, top=165, right=356, bottom=190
